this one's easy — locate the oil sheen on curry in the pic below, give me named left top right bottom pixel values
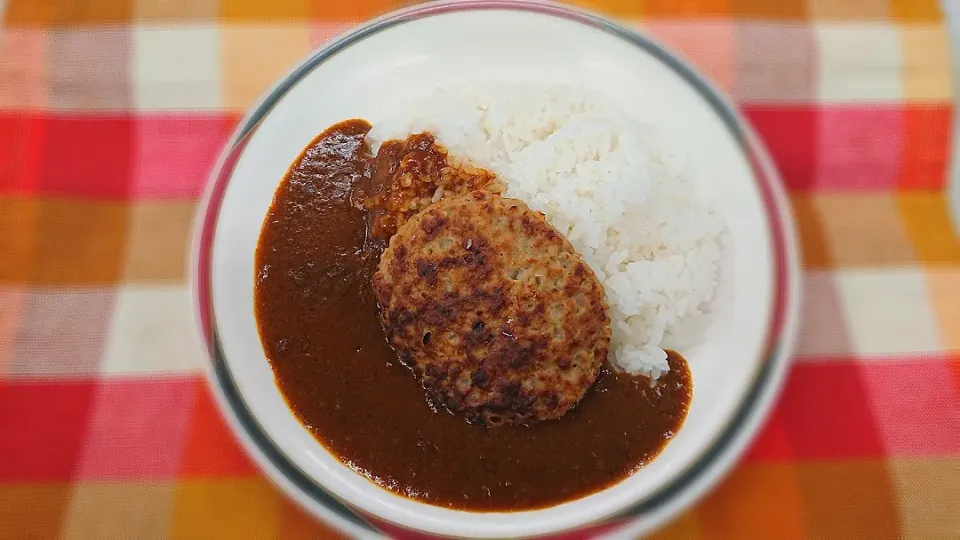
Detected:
left=255, top=120, right=693, bottom=511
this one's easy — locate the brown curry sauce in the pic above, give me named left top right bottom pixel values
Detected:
left=254, top=120, right=693, bottom=511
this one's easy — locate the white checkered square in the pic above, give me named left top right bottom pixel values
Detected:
left=834, top=268, right=942, bottom=356
left=101, top=285, right=204, bottom=374
left=134, top=24, right=221, bottom=110
left=816, top=22, right=902, bottom=101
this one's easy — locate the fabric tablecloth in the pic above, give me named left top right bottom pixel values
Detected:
left=1, top=0, right=958, bottom=538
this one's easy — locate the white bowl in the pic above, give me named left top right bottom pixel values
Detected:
left=190, top=1, right=801, bottom=538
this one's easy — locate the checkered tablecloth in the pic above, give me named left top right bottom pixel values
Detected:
left=1, top=0, right=958, bottom=538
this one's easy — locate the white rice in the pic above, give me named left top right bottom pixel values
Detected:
left=368, top=84, right=723, bottom=379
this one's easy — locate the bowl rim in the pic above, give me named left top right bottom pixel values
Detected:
left=188, top=0, right=802, bottom=538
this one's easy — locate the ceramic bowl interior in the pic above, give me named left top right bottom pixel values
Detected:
left=192, top=2, right=799, bottom=538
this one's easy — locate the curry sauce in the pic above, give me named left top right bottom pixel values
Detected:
left=254, top=120, right=693, bottom=511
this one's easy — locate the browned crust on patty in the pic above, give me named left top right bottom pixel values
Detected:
left=373, top=190, right=611, bottom=426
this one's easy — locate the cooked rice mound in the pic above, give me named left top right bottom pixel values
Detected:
left=368, top=83, right=724, bottom=378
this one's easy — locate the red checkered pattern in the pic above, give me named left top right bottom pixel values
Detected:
left=1, top=0, right=957, bottom=538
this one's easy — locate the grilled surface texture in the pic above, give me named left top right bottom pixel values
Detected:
left=373, top=190, right=611, bottom=426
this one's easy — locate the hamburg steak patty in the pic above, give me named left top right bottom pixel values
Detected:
left=373, top=190, right=611, bottom=426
